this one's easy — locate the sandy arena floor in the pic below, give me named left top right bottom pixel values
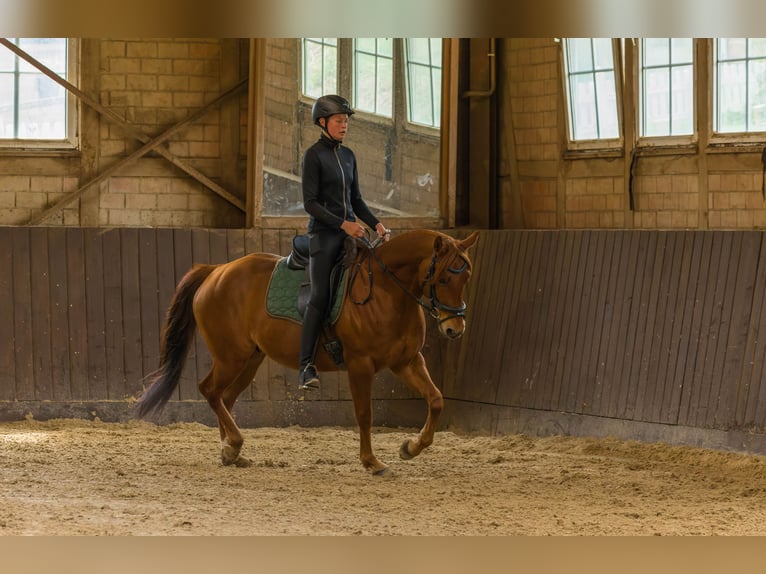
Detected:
left=2, top=417, right=766, bottom=535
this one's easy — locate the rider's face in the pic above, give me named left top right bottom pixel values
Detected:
left=321, top=114, right=349, bottom=141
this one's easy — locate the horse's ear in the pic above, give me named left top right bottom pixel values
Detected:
left=433, top=235, right=449, bottom=255
left=459, top=231, right=479, bottom=251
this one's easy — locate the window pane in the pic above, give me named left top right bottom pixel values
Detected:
left=353, top=38, right=392, bottom=118
left=717, top=60, right=747, bottom=132
left=570, top=73, right=598, bottom=140
left=405, top=38, right=442, bottom=128
left=302, top=38, right=337, bottom=98
left=17, top=38, right=66, bottom=74
left=748, top=59, right=766, bottom=130
left=567, top=38, right=593, bottom=73
left=640, top=38, right=693, bottom=138
left=719, top=37, right=747, bottom=60
left=1, top=37, right=69, bottom=141
left=671, top=64, right=694, bottom=134
left=595, top=70, right=619, bottom=138
left=644, top=38, right=669, bottom=67
left=592, top=38, right=613, bottom=70
left=0, top=74, right=13, bottom=137
left=751, top=38, right=766, bottom=58
left=671, top=38, right=693, bottom=64
left=0, top=43, right=14, bottom=72
left=643, top=68, right=669, bottom=137
left=18, top=74, right=66, bottom=138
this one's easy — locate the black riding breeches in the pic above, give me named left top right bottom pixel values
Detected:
left=307, top=229, right=346, bottom=315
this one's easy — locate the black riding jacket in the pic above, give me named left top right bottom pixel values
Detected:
left=301, top=133, right=380, bottom=234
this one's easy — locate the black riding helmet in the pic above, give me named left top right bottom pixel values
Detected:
left=312, top=94, right=354, bottom=126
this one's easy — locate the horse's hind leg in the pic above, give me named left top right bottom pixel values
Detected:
left=199, top=351, right=264, bottom=467
left=391, top=352, right=444, bottom=460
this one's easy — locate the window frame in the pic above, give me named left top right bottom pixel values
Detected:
left=710, top=37, right=766, bottom=146
left=560, top=37, right=624, bottom=153
left=635, top=37, right=698, bottom=150
left=0, top=37, right=79, bottom=152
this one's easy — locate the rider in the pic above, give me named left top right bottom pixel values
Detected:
left=298, top=94, right=389, bottom=390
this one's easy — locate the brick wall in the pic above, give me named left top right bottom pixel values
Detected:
left=504, top=38, right=766, bottom=231
left=0, top=38, right=247, bottom=228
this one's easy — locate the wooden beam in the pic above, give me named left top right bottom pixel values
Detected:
left=0, top=38, right=247, bottom=221
left=27, top=80, right=247, bottom=224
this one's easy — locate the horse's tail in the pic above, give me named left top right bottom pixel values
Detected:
left=134, top=264, right=216, bottom=419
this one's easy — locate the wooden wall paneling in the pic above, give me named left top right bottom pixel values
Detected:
left=603, top=231, right=638, bottom=419
left=496, top=231, right=535, bottom=406
left=102, top=229, right=126, bottom=400
left=627, top=231, right=662, bottom=422
left=484, top=231, right=524, bottom=404
left=590, top=231, right=624, bottom=415
left=48, top=227, right=72, bottom=401
left=84, top=229, right=107, bottom=400
left=697, top=233, right=735, bottom=428
left=512, top=231, right=548, bottom=407
left=138, top=229, right=160, bottom=392
left=678, top=232, right=715, bottom=427
left=521, top=231, right=557, bottom=409
left=120, top=228, right=143, bottom=398
left=661, top=231, right=698, bottom=424
left=688, top=233, right=728, bottom=428
left=640, top=232, right=678, bottom=423
left=209, top=229, right=230, bottom=264
left=0, top=227, right=15, bottom=400
left=579, top=231, right=613, bottom=416
left=740, top=233, right=766, bottom=428
left=532, top=231, right=567, bottom=411
left=30, top=228, right=52, bottom=400
left=173, top=228, right=196, bottom=400
left=559, top=231, right=592, bottom=412
left=261, top=228, right=289, bottom=401
left=449, top=229, right=504, bottom=402
left=712, top=232, right=758, bottom=429
left=548, top=231, right=582, bottom=411
left=12, top=228, right=34, bottom=400
left=65, top=228, right=89, bottom=401
left=615, top=231, right=653, bottom=420
left=154, top=228, right=177, bottom=385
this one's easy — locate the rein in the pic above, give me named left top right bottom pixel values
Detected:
left=350, top=237, right=467, bottom=324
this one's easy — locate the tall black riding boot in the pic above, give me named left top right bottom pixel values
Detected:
left=298, top=302, right=324, bottom=390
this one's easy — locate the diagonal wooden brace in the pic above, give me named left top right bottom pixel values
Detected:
left=0, top=38, right=247, bottom=224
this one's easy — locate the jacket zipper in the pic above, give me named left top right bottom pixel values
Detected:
left=333, top=144, right=348, bottom=221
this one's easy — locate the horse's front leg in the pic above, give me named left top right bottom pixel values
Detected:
left=392, top=352, right=444, bottom=460
left=348, top=363, right=391, bottom=476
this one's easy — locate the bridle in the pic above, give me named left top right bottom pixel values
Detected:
left=350, top=237, right=469, bottom=325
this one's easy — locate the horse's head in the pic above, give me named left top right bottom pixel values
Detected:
left=421, top=231, right=478, bottom=340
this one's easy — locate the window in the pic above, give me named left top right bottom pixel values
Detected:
left=0, top=38, right=74, bottom=145
left=302, top=38, right=337, bottom=98
left=639, top=38, right=694, bottom=137
left=301, top=37, right=442, bottom=129
left=405, top=38, right=442, bottom=128
left=353, top=38, right=393, bottom=117
left=562, top=38, right=620, bottom=144
left=714, top=38, right=766, bottom=133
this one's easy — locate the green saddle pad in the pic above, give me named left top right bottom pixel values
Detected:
left=265, top=258, right=347, bottom=325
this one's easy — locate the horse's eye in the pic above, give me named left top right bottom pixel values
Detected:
left=439, top=277, right=450, bottom=285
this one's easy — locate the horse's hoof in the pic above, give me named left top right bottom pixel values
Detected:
left=399, top=440, right=414, bottom=460
left=373, top=466, right=393, bottom=477
left=222, top=454, right=252, bottom=468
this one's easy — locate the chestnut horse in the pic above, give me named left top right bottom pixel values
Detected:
left=135, top=229, right=478, bottom=475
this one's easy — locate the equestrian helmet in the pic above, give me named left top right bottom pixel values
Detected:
left=312, top=94, right=354, bottom=125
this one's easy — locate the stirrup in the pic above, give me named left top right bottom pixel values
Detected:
left=298, top=364, right=320, bottom=391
